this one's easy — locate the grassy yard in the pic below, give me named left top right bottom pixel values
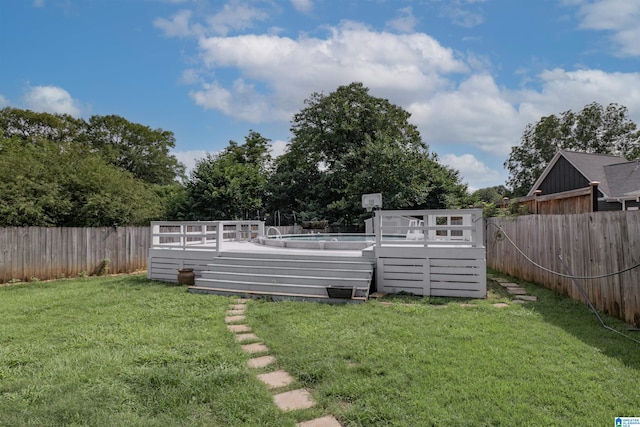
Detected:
left=1, top=274, right=638, bottom=426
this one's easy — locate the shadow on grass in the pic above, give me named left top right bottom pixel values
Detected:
left=490, top=270, right=640, bottom=371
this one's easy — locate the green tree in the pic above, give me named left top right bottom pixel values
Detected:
left=268, top=82, right=468, bottom=227
left=0, top=137, right=165, bottom=226
left=179, top=131, right=272, bottom=220
left=471, top=185, right=509, bottom=205
left=0, top=108, right=185, bottom=185
left=86, top=115, right=185, bottom=185
left=0, top=107, right=85, bottom=143
left=505, top=102, right=640, bottom=196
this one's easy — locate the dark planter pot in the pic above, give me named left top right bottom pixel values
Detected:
left=177, top=268, right=195, bottom=285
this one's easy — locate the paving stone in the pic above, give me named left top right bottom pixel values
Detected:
left=241, top=342, right=269, bottom=354
left=296, top=415, right=343, bottom=427
left=492, top=303, right=510, bottom=308
left=273, top=389, right=316, bottom=411
left=234, top=298, right=250, bottom=303
left=501, top=282, right=521, bottom=288
left=515, top=295, right=538, bottom=302
left=247, top=355, right=276, bottom=369
left=227, top=324, right=251, bottom=333
left=225, top=315, right=246, bottom=323
left=230, top=304, right=246, bottom=310
left=235, top=333, right=259, bottom=342
left=226, top=309, right=245, bottom=315
left=506, top=287, right=527, bottom=295
left=257, top=370, right=294, bottom=389
left=493, top=278, right=509, bottom=283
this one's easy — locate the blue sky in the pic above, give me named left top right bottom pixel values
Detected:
left=2, top=0, right=639, bottom=190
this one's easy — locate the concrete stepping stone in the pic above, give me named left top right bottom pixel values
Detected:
left=227, top=324, right=251, bottom=333
left=241, top=342, right=269, bottom=354
left=492, top=303, right=509, bottom=308
left=273, top=389, right=316, bottom=411
left=505, top=287, right=527, bottom=295
left=230, top=304, right=246, bottom=310
left=515, top=295, right=538, bottom=302
left=501, top=282, right=521, bottom=288
left=493, top=278, right=509, bottom=283
left=297, top=415, right=343, bottom=427
left=257, top=370, right=294, bottom=389
left=225, top=315, right=246, bottom=323
left=235, top=333, right=259, bottom=342
left=248, top=355, right=276, bottom=369
left=234, top=298, right=250, bottom=303
left=226, top=309, right=245, bottom=315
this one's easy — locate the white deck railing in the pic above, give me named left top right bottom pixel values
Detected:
left=374, top=209, right=484, bottom=248
left=150, top=221, right=265, bottom=252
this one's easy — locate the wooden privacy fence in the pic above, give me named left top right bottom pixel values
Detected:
left=0, top=227, right=149, bottom=283
left=487, top=212, right=640, bottom=326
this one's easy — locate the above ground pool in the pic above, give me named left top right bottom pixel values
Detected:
left=255, top=233, right=404, bottom=250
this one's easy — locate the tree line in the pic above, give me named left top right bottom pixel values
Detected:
left=2, top=82, right=638, bottom=227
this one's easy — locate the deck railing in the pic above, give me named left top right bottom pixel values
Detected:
left=374, top=209, right=484, bottom=248
left=150, top=221, right=264, bottom=252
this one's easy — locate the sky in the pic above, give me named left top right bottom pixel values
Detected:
left=1, top=0, right=640, bottom=191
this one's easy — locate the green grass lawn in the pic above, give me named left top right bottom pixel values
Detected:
left=1, top=274, right=638, bottom=426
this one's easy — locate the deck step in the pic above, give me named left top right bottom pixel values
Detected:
left=210, top=256, right=373, bottom=270
left=188, top=286, right=367, bottom=302
left=201, top=271, right=371, bottom=287
left=194, top=250, right=374, bottom=301
left=207, top=263, right=372, bottom=279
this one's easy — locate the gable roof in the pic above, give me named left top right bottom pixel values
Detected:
left=527, top=150, right=633, bottom=198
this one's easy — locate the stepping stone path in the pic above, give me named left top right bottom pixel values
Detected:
left=225, top=297, right=343, bottom=427
left=487, top=274, right=538, bottom=304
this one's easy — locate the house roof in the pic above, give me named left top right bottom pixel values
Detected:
left=604, top=160, right=640, bottom=199
left=527, top=150, right=640, bottom=199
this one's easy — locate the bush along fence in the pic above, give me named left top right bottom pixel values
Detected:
left=0, top=227, right=149, bottom=284
left=486, top=211, right=640, bottom=327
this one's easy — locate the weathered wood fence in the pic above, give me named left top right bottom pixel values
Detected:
left=0, top=227, right=149, bottom=283
left=487, top=211, right=640, bottom=326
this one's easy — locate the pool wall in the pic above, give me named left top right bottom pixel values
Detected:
left=257, top=234, right=374, bottom=250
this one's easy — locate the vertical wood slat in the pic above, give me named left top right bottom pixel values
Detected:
left=487, top=211, right=640, bottom=327
left=0, top=227, right=149, bottom=283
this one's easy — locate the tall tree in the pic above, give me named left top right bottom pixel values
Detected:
left=178, top=131, right=272, bottom=220
left=87, top=115, right=185, bottom=185
left=268, top=82, right=468, bottom=227
left=505, top=102, right=640, bottom=196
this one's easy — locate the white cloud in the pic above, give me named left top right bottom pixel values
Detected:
left=386, top=7, right=418, bottom=33
left=173, top=149, right=213, bottom=177
left=290, top=0, right=313, bottom=14
left=154, top=10, right=197, bottom=37
left=573, top=0, right=640, bottom=56
left=0, top=94, right=9, bottom=108
left=409, top=74, right=523, bottom=156
left=23, top=85, right=82, bottom=117
left=33, top=0, right=44, bottom=7
left=205, top=1, right=269, bottom=36
left=440, top=153, right=502, bottom=191
left=192, top=21, right=467, bottom=122
left=270, top=139, right=288, bottom=158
